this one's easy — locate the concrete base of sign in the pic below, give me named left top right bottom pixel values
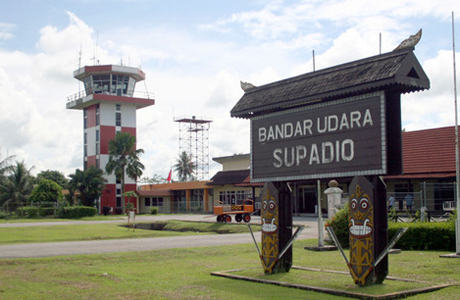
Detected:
left=439, top=253, right=460, bottom=258
left=304, top=245, right=337, bottom=251
left=211, top=267, right=451, bottom=299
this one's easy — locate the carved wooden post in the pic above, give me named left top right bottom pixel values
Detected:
left=260, top=181, right=292, bottom=274
left=348, top=176, right=388, bottom=286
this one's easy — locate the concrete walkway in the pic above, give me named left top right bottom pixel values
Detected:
left=0, top=214, right=323, bottom=259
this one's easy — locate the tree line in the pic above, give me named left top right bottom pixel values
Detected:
left=0, top=132, right=196, bottom=215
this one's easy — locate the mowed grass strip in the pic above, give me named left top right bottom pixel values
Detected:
left=0, top=241, right=459, bottom=299
left=0, top=222, right=205, bottom=245
left=0, top=221, right=260, bottom=245
left=0, top=215, right=124, bottom=224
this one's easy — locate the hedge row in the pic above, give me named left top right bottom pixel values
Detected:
left=389, top=222, right=455, bottom=251
left=58, top=206, right=97, bottom=219
left=326, top=203, right=456, bottom=251
left=17, top=207, right=41, bottom=218
left=15, top=206, right=96, bottom=219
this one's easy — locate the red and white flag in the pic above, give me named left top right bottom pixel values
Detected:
left=167, top=169, right=172, bottom=183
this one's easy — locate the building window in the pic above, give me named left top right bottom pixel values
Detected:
left=95, top=129, right=100, bottom=155
left=127, top=77, right=136, bottom=96
left=83, top=76, right=93, bottom=95
left=115, top=104, right=121, bottom=126
left=84, top=133, right=87, bottom=157
left=143, top=197, right=162, bottom=207
left=93, top=75, right=110, bottom=94
left=219, top=190, right=252, bottom=205
left=116, top=196, right=122, bottom=207
left=152, top=197, right=163, bottom=207
left=84, top=108, right=88, bottom=129
left=96, top=104, right=100, bottom=126
left=111, top=75, right=129, bottom=95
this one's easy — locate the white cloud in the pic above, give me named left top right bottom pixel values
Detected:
left=0, top=22, right=15, bottom=40
left=1, top=0, right=460, bottom=180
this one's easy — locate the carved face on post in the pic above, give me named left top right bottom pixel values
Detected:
left=349, top=184, right=374, bottom=286
left=261, top=186, right=279, bottom=274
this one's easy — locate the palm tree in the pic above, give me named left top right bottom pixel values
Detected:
left=68, top=166, right=106, bottom=207
left=0, top=150, right=15, bottom=208
left=0, top=161, right=34, bottom=209
left=67, top=169, right=85, bottom=204
left=173, top=151, right=195, bottom=182
left=105, top=132, right=144, bottom=213
left=0, top=149, right=15, bottom=176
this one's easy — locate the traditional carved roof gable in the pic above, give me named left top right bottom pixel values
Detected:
left=231, top=48, right=430, bottom=119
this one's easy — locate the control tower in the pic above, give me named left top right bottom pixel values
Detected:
left=67, top=65, right=154, bottom=213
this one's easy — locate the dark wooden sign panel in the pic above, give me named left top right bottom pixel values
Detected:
left=250, top=92, right=386, bottom=182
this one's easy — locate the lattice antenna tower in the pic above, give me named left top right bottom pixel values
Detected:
left=174, top=116, right=212, bottom=180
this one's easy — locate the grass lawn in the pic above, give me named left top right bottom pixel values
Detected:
left=0, top=223, right=210, bottom=245
left=0, top=220, right=260, bottom=245
left=0, top=221, right=459, bottom=299
left=0, top=238, right=459, bottom=299
left=0, top=215, right=125, bottom=223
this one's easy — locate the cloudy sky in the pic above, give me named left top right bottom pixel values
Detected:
left=0, top=0, right=459, bottom=180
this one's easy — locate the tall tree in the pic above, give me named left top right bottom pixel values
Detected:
left=68, top=167, right=106, bottom=207
left=29, top=178, right=64, bottom=203
left=0, top=149, right=15, bottom=176
left=36, top=170, right=68, bottom=189
left=0, top=150, right=15, bottom=206
left=173, top=151, right=195, bottom=182
left=105, top=132, right=144, bottom=213
left=0, top=161, right=34, bottom=208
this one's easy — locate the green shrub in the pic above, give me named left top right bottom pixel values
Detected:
left=390, top=221, right=455, bottom=251
left=448, top=209, right=457, bottom=222
left=17, top=206, right=40, bottom=218
left=58, top=206, right=97, bottom=219
left=325, top=202, right=456, bottom=251
left=150, top=207, right=158, bottom=215
left=325, top=202, right=350, bottom=248
left=39, top=207, right=55, bottom=217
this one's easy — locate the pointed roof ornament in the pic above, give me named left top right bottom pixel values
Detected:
left=394, top=29, right=422, bottom=51
left=240, top=80, right=257, bottom=92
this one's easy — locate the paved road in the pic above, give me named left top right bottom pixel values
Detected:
left=0, top=214, right=323, bottom=259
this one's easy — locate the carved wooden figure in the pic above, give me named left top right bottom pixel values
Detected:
left=348, top=176, right=388, bottom=286
left=260, top=182, right=292, bottom=274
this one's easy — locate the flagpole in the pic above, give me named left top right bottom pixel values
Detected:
left=452, top=11, right=460, bottom=255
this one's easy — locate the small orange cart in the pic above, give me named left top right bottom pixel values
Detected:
left=213, top=199, right=254, bottom=223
